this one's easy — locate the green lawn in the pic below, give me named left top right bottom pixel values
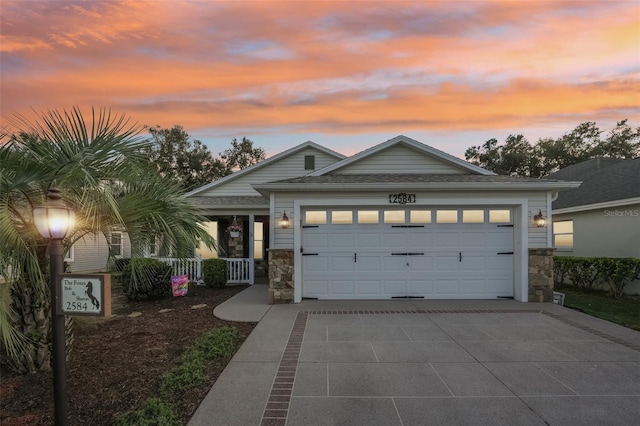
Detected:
left=560, top=288, right=640, bottom=331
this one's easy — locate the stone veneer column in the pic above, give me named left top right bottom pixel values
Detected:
left=528, top=248, right=554, bottom=302
left=267, top=249, right=294, bottom=304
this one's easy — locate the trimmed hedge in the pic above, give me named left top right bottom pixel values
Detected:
left=554, top=256, right=640, bottom=299
left=121, top=258, right=172, bottom=301
left=202, top=258, right=227, bottom=288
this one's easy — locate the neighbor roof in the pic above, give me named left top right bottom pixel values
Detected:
left=548, top=158, right=640, bottom=210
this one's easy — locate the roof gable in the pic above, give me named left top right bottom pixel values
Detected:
left=185, top=141, right=345, bottom=197
left=309, top=135, right=494, bottom=176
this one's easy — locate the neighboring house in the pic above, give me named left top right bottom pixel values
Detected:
left=186, top=135, right=579, bottom=303
left=548, top=157, right=640, bottom=294
left=65, top=230, right=132, bottom=274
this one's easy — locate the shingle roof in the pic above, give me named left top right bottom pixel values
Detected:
left=268, top=174, right=565, bottom=184
left=548, top=158, right=640, bottom=209
left=187, top=196, right=268, bottom=208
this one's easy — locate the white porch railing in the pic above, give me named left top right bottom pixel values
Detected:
left=223, top=258, right=252, bottom=284
left=158, top=256, right=202, bottom=283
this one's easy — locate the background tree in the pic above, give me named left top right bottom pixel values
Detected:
left=465, top=120, right=639, bottom=177
left=0, top=108, right=215, bottom=373
left=146, top=125, right=228, bottom=192
left=220, top=137, right=266, bottom=171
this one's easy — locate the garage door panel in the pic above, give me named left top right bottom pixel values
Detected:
left=330, top=256, right=355, bottom=272
left=460, top=255, right=487, bottom=272
left=304, top=233, right=328, bottom=250
left=331, top=280, right=355, bottom=295
left=433, top=255, right=460, bottom=272
left=407, top=257, right=433, bottom=271
left=408, top=280, right=433, bottom=295
left=305, top=280, right=329, bottom=297
left=304, top=256, right=329, bottom=272
left=356, top=232, right=380, bottom=249
left=358, top=280, right=382, bottom=295
left=407, top=232, right=431, bottom=249
left=460, top=279, right=486, bottom=295
left=432, top=232, right=460, bottom=247
left=356, top=255, right=382, bottom=272
left=383, top=257, right=409, bottom=271
left=384, top=280, right=406, bottom=296
left=486, top=256, right=513, bottom=271
left=436, top=280, right=459, bottom=295
left=460, top=232, right=488, bottom=248
left=328, top=233, right=354, bottom=249
left=382, top=232, right=408, bottom=248
left=487, top=279, right=513, bottom=295
left=486, top=231, right=513, bottom=248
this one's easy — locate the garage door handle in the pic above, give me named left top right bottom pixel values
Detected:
left=354, top=253, right=357, bottom=262
left=459, top=252, right=462, bottom=262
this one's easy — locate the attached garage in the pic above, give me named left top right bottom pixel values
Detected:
left=301, top=207, right=514, bottom=299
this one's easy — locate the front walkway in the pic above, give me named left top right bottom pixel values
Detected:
left=190, top=289, right=640, bottom=426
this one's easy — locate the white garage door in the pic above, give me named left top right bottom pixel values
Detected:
left=302, top=207, right=514, bottom=299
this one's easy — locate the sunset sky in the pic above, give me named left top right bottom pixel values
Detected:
left=1, top=0, right=639, bottom=159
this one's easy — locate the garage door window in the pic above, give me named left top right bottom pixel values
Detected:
left=436, top=210, right=458, bottom=223
left=384, top=210, right=405, bottom=224
left=410, top=210, right=431, bottom=223
left=489, top=210, right=511, bottom=223
left=463, top=210, right=484, bottom=223
left=358, top=210, right=379, bottom=224
left=331, top=211, right=353, bottom=224
left=305, top=211, right=327, bottom=225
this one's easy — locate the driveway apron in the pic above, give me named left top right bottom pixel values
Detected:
left=188, top=298, right=640, bottom=426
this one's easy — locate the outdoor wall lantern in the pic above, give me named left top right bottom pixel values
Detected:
left=281, top=211, right=290, bottom=228
left=533, top=209, right=546, bottom=228
left=33, top=187, right=75, bottom=426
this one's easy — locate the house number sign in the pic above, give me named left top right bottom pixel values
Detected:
left=388, top=193, right=416, bottom=204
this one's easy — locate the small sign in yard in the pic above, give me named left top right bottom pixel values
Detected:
left=58, top=274, right=111, bottom=316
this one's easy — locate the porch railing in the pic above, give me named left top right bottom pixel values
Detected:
left=222, top=258, right=251, bottom=284
left=157, top=256, right=202, bottom=283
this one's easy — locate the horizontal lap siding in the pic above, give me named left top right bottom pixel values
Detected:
left=332, top=145, right=466, bottom=174
left=200, top=148, right=341, bottom=197
left=68, top=233, right=132, bottom=273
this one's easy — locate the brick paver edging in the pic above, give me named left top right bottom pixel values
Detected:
left=302, top=308, right=542, bottom=315
left=260, top=312, right=308, bottom=426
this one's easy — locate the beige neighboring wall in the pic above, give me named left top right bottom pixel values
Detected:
left=554, top=203, right=640, bottom=258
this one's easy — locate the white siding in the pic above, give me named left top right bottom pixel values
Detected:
left=272, top=190, right=552, bottom=250
left=332, top=145, right=467, bottom=175
left=199, top=147, right=341, bottom=197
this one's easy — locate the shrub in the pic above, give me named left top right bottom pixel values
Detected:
left=202, top=258, right=227, bottom=288
left=594, top=257, right=640, bottom=300
left=554, top=256, right=640, bottom=299
left=121, top=258, right=172, bottom=301
left=160, top=353, right=206, bottom=397
left=114, top=398, right=180, bottom=426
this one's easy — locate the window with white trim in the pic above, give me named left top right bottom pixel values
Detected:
left=64, top=245, right=74, bottom=262
left=110, top=231, right=123, bottom=257
left=553, top=220, right=573, bottom=249
left=254, top=222, right=264, bottom=260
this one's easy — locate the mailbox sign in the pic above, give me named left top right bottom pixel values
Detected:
left=58, top=274, right=111, bottom=316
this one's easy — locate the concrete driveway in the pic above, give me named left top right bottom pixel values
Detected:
left=190, top=291, right=640, bottom=426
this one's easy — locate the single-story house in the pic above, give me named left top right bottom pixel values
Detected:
left=547, top=157, right=640, bottom=294
left=186, top=135, right=580, bottom=303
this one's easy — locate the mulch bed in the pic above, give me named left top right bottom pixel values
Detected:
left=0, top=284, right=257, bottom=425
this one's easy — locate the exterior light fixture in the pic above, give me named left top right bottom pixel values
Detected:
left=281, top=211, right=290, bottom=228
left=533, top=209, right=546, bottom=228
left=33, top=187, right=75, bottom=425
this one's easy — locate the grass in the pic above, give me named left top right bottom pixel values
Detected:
left=559, top=287, right=640, bottom=331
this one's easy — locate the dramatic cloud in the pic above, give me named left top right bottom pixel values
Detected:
left=1, top=0, right=638, bottom=155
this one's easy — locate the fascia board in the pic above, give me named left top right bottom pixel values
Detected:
left=553, top=196, right=640, bottom=214
left=253, top=181, right=582, bottom=192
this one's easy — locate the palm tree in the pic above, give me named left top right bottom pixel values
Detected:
left=0, top=107, right=215, bottom=373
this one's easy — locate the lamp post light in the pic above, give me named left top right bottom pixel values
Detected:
left=33, top=188, right=75, bottom=426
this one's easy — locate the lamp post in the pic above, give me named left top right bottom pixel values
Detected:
left=33, top=188, right=75, bottom=426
